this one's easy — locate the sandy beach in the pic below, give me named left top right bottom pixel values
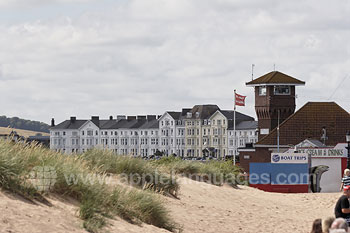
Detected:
left=0, top=177, right=341, bottom=233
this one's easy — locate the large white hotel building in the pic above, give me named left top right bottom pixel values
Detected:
left=50, top=104, right=258, bottom=158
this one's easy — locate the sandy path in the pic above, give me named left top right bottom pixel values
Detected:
left=164, top=177, right=340, bottom=233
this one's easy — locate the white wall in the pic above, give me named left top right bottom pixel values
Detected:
left=311, top=158, right=342, bottom=193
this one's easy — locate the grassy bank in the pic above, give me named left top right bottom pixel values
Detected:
left=0, top=140, right=178, bottom=232
left=81, top=149, right=179, bottom=197
left=151, top=156, right=244, bottom=186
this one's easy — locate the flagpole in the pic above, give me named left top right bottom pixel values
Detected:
left=234, top=89, right=236, bottom=166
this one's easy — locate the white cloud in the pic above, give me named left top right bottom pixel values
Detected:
left=0, top=0, right=96, bottom=8
left=0, top=0, right=349, bottom=123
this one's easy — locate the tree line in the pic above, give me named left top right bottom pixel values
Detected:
left=0, top=116, right=50, bottom=133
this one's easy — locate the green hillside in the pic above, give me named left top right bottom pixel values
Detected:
left=0, top=116, right=49, bottom=133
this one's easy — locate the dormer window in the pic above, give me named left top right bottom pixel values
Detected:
left=187, top=112, right=192, bottom=118
left=274, top=85, right=290, bottom=95
left=259, top=86, right=266, bottom=96
left=195, top=112, right=200, bottom=118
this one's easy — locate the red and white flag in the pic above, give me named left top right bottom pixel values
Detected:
left=235, top=93, right=246, bottom=106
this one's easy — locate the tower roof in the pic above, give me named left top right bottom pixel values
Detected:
left=246, top=71, right=305, bottom=86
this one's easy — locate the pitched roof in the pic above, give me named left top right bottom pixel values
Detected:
left=139, top=119, right=159, bottom=129
left=246, top=71, right=305, bottom=86
left=218, top=110, right=255, bottom=130
left=257, top=102, right=350, bottom=146
left=167, top=112, right=181, bottom=120
left=220, top=110, right=254, bottom=121
left=297, top=139, right=326, bottom=148
left=189, top=104, right=220, bottom=119
left=236, top=120, right=258, bottom=130
left=109, top=119, right=140, bottom=129
left=51, top=120, right=87, bottom=130
left=100, top=120, right=117, bottom=129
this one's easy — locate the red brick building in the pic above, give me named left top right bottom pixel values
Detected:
left=239, top=71, right=350, bottom=172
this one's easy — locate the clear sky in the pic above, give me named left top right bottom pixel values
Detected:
left=0, top=0, right=349, bottom=124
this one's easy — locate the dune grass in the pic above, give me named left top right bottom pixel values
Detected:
left=80, top=149, right=179, bottom=197
left=152, top=156, right=244, bottom=186
left=0, top=140, right=178, bottom=232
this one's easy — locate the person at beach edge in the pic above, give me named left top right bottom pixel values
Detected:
left=335, top=186, right=350, bottom=223
left=340, top=168, right=350, bottom=191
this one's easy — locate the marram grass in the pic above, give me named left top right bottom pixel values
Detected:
left=151, top=156, right=244, bottom=186
left=81, top=149, right=180, bottom=197
left=0, top=139, right=179, bottom=232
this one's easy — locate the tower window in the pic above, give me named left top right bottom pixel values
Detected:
left=274, top=85, right=290, bottom=95
left=259, top=86, right=266, bottom=96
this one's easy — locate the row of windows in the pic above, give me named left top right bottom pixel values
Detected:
left=52, top=138, right=160, bottom=146
left=161, top=129, right=185, bottom=136
left=228, top=130, right=257, bottom=136
left=53, top=130, right=159, bottom=137
left=259, top=85, right=291, bottom=96
left=185, top=119, right=227, bottom=126
left=186, top=128, right=226, bottom=136
left=53, top=129, right=255, bottom=138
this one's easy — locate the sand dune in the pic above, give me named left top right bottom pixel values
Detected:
left=0, top=178, right=342, bottom=233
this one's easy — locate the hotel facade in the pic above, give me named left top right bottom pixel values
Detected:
left=50, top=104, right=258, bottom=158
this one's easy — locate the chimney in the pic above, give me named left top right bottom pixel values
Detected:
left=70, top=116, right=76, bottom=123
left=51, top=118, right=55, bottom=127
left=109, top=116, right=113, bottom=120
left=91, top=116, right=99, bottom=126
left=147, top=115, right=156, bottom=120
left=127, top=116, right=136, bottom=121
left=116, top=115, right=126, bottom=121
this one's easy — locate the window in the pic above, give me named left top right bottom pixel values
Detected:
left=87, top=130, right=93, bottom=136
left=63, top=131, right=66, bottom=136
left=274, top=85, right=290, bottom=95
left=259, top=86, right=266, bottom=96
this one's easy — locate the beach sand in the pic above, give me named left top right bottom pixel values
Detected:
left=0, top=178, right=342, bottom=233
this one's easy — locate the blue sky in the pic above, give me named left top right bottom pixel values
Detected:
left=0, top=0, right=349, bottom=124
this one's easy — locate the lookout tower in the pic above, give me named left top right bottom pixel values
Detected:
left=246, top=71, right=305, bottom=139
